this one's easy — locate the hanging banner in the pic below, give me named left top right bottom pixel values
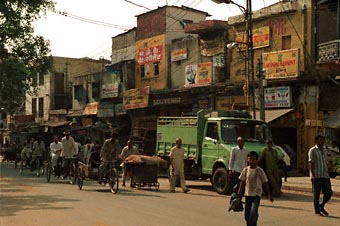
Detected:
left=123, top=86, right=150, bottom=110
left=262, top=48, right=300, bottom=79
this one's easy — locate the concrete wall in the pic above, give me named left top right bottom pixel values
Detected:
left=25, top=73, right=51, bottom=122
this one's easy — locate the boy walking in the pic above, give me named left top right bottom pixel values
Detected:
left=238, top=151, right=273, bottom=226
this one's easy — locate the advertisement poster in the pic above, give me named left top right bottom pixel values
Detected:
left=185, top=63, right=212, bottom=87
left=101, top=72, right=119, bottom=98
left=264, top=86, right=292, bottom=108
left=262, top=48, right=300, bottom=79
left=123, top=86, right=150, bottom=110
left=184, top=64, right=198, bottom=86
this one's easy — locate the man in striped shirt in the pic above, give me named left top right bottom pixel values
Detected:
left=308, top=135, right=333, bottom=216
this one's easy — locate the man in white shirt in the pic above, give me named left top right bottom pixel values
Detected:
left=61, top=131, right=78, bottom=177
left=228, top=136, right=249, bottom=192
left=50, top=135, right=62, bottom=169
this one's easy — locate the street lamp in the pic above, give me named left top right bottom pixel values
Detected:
left=211, top=0, right=256, bottom=120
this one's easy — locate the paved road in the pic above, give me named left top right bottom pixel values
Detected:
left=1, top=162, right=340, bottom=226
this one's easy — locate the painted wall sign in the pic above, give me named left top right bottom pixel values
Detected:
left=171, top=48, right=187, bottom=62
left=152, top=97, right=181, bottom=106
left=123, top=86, right=150, bottom=110
left=236, top=26, right=270, bottom=50
left=101, top=72, right=119, bottom=98
left=137, top=45, right=163, bottom=64
left=200, top=36, right=225, bottom=56
left=262, top=48, right=300, bottom=79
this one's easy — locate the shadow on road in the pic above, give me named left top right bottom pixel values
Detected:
left=0, top=192, right=79, bottom=217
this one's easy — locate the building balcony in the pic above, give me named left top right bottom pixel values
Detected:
left=317, top=39, right=340, bottom=64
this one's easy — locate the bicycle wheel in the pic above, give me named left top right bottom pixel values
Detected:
left=109, top=168, right=119, bottom=194
left=77, top=170, right=83, bottom=190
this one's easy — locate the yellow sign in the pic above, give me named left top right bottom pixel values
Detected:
left=236, top=26, right=270, bottom=49
left=123, top=86, right=150, bottom=110
left=262, top=48, right=300, bottom=79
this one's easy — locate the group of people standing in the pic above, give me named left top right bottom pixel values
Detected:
left=228, top=135, right=334, bottom=226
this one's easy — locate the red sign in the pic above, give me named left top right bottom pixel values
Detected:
left=137, top=45, right=163, bottom=64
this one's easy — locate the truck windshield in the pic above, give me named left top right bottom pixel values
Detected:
left=221, top=120, right=271, bottom=143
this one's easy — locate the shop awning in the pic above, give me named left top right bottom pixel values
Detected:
left=43, top=121, right=70, bottom=127
left=251, top=108, right=294, bottom=123
left=324, top=108, right=340, bottom=128
left=66, top=109, right=83, bottom=117
left=83, top=102, right=98, bottom=115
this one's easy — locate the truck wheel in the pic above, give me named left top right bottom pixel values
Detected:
left=329, top=172, right=337, bottom=178
left=212, top=168, right=233, bottom=195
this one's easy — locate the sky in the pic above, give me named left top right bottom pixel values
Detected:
left=33, top=0, right=280, bottom=60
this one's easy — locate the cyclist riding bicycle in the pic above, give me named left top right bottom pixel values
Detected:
left=99, top=132, right=121, bottom=184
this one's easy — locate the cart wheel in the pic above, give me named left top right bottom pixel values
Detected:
left=109, top=168, right=119, bottom=194
left=69, top=163, right=77, bottom=185
left=46, top=163, right=52, bottom=182
left=77, top=170, right=83, bottom=190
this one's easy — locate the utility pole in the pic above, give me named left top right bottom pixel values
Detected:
left=256, top=56, right=266, bottom=121
left=246, top=0, right=256, bottom=120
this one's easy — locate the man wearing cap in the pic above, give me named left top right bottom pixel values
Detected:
left=61, top=131, right=78, bottom=178
left=99, top=132, right=121, bottom=183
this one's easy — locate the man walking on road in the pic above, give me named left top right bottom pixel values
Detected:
left=308, top=135, right=333, bottom=216
left=120, top=139, right=139, bottom=187
left=169, top=138, right=190, bottom=193
left=228, top=136, right=248, bottom=192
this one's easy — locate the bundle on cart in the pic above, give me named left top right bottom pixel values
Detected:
left=124, top=155, right=167, bottom=190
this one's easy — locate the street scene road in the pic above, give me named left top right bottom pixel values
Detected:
left=1, top=162, right=340, bottom=226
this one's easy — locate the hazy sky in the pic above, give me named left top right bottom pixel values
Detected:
left=33, top=0, right=280, bottom=60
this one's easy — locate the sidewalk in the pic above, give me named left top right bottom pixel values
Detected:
left=282, top=175, right=340, bottom=198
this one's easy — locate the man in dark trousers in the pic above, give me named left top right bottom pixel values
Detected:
left=308, top=135, right=333, bottom=216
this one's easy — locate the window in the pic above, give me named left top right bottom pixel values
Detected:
left=92, top=82, right=100, bottom=99
left=32, top=98, right=37, bottom=116
left=38, top=73, right=44, bottom=86
left=74, top=85, right=83, bottom=101
left=282, top=35, right=291, bottom=50
left=154, top=62, right=160, bottom=76
left=206, top=123, right=219, bottom=140
left=32, top=75, right=37, bottom=86
left=38, top=97, right=44, bottom=118
left=140, top=65, right=145, bottom=78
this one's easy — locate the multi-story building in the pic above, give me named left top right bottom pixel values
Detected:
left=227, top=0, right=315, bottom=171
left=25, top=56, right=109, bottom=138
left=120, top=5, right=211, bottom=135
left=314, top=0, right=340, bottom=146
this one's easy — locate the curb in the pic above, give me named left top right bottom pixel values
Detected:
left=282, top=185, right=340, bottom=198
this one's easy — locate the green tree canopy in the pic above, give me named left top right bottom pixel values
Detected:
left=0, top=0, right=55, bottom=114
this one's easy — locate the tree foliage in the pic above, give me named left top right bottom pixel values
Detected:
left=0, top=0, right=55, bottom=114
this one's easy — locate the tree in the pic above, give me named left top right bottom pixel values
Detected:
left=0, top=0, right=55, bottom=114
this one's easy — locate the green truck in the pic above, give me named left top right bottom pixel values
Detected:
left=156, top=110, right=283, bottom=195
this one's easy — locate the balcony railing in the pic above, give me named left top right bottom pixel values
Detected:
left=317, top=39, right=340, bottom=63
